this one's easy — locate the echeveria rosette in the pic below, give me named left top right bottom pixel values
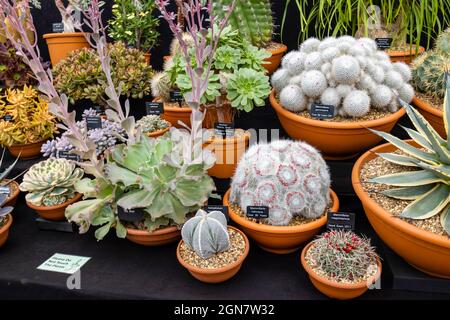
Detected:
left=227, top=68, right=271, bottom=112
left=177, top=71, right=222, bottom=105
left=369, top=78, right=450, bottom=235
left=19, top=158, right=84, bottom=207
left=241, top=42, right=271, bottom=72
left=214, top=45, right=242, bottom=71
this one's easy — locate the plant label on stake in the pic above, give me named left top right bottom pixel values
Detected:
left=170, top=90, right=184, bottom=103
left=52, top=23, right=65, bottom=33
left=145, top=102, right=164, bottom=115
left=310, top=103, right=335, bottom=120
left=214, top=122, right=235, bottom=138
left=203, top=205, right=229, bottom=222
left=57, top=151, right=81, bottom=162
left=117, top=206, right=144, bottom=223
left=246, top=206, right=269, bottom=219
left=86, top=116, right=102, bottom=130
left=2, top=115, right=13, bottom=122
left=327, top=212, right=356, bottom=231
left=375, top=38, right=393, bottom=50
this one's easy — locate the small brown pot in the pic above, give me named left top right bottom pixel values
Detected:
left=352, top=140, right=450, bottom=278
left=301, top=241, right=382, bottom=300
left=176, top=226, right=250, bottom=283
left=270, top=90, right=405, bottom=160
left=1, top=180, right=20, bottom=207
left=8, top=140, right=45, bottom=159
left=126, top=226, right=181, bottom=246
left=388, top=46, right=425, bottom=64
left=0, top=214, right=12, bottom=248
left=146, top=125, right=172, bottom=138
left=43, top=32, right=90, bottom=66
left=264, top=43, right=288, bottom=75
left=412, top=96, right=445, bottom=138
left=26, top=193, right=82, bottom=221
left=144, top=53, right=151, bottom=65
left=223, top=189, right=340, bottom=254
left=203, top=131, right=251, bottom=179
left=162, top=103, right=192, bottom=129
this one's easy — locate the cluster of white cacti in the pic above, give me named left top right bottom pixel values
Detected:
left=230, top=140, right=331, bottom=226
left=272, top=36, right=414, bottom=118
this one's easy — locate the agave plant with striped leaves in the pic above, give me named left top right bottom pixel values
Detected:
left=369, top=76, right=450, bottom=236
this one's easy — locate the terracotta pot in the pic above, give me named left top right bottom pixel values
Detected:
left=223, top=189, right=340, bottom=254
left=126, top=226, right=181, bottom=246
left=388, top=46, right=425, bottom=64
left=0, top=214, right=12, bottom=248
left=201, top=103, right=234, bottom=129
left=144, top=53, right=151, bottom=65
left=176, top=226, right=250, bottom=283
left=43, top=32, right=90, bottom=66
left=26, top=193, right=82, bottom=221
left=162, top=103, right=192, bottom=128
left=264, top=43, right=288, bottom=75
left=146, top=125, right=172, bottom=138
left=412, top=96, right=445, bottom=138
left=203, top=131, right=250, bottom=179
left=301, top=241, right=382, bottom=300
left=352, top=140, right=450, bottom=278
left=8, top=140, right=45, bottom=159
left=270, top=90, right=406, bottom=160
left=1, top=180, right=20, bottom=207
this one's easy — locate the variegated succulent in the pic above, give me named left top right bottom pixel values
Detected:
left=370, top=77, right=450, bottom=235
left=19, top=158, right=84, bottom=207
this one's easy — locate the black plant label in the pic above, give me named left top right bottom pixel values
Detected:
left=203, top=205, right=229, bottom=222
left=310, top=103, right=335, bottom=120
left=0, top=186, right=10, bottom=194
left=2, top=115, right=13, bottom=122
left=375, top=38, right=393, bottom=50
left=246, top=206, right=269, bottom=219
left=57, top=151, right=81, bottom=162
left=118, top=206, right=144, bottom=222
left=94, top=105, right=105, bottom=116
left=169, top=90, right=184, bottom=102
left=214, top=122, right=235, bottom=138
left=327, top=212, right=356, bottom=231
left=86, top=116, right=102, bottom=130
left=145, top=102, right=164, bottom=115
left=52, top=23, right=64, bottom=33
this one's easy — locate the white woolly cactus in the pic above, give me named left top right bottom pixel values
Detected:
left=272, top=36, right=414, bottom=118
left=230, top=140, right=331, bottom=226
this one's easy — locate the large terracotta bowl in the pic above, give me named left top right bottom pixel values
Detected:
left=8, top=140, right=45, bottom=159
left=126, top=226, right=181, bottom=246
left=352, top=140, right=450, bottom=278
left=223, top=189, right=340, bottom=254
left=388, top=46, right=425, bottom=64
left=412, top=96, right=445, bottom=138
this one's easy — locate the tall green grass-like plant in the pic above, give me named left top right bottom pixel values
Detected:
left=282, top=0, right=450, bottom=50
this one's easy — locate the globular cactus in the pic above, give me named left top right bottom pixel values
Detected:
left=272, top=36, right=414, bottom=118
left=212, top=0, right=273, bottom=48
left=151, top=72, right=171, bottom=101
left=169, top=32, right=195, bottom=56
left=280, top=85, right=307, bottom=112
left=435, top=28, right=450, bottom=53
left=230, top=140, right=331, bottom=226
left=181, top=209, right=230, bottom=259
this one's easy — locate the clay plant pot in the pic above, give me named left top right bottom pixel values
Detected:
left=126, top=226, right=181, bottom=246
left=162, top=103, right=192, bottom=129
left=352, top=140, right=450, bottom=279
left=1, top=180, right=20, bottom=207
left=8, top=140, right=45, bottom=159
left=388, top=46, right=425, bottom=64
left=201, top=102, right=234, bottom=129
left=26, top=193, right=82, bottom=221
left=146, top=124, right=172, bottom=138
left=270, top=90, right=406, bottom=160
left=176, top=226, right=250, bottom=283
left=412, top=96, right=445, bottom=138
left=0, top=214, right=12, bottom=248
left=144, top=53, right=151, bottom=65
left=223, top=189, right=340, bottom=254
left=43, top=32, right=90, bottom=66
left=301, top=241, right=382, bottom=300
left=203, top=131, right=250, bottom=179
left=264, top=43, right=288, bottom=75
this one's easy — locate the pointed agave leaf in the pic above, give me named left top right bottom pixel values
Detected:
left=401, top=126, right=433, bottom=151
left=0, top=152, right=20, bottom=181
left=377, top=153, right=419, bottom=167
left=413, top=161, right=450, bottom=180
left=401, top=184, right=450, bottom=219
left=444, top=76, right=450, bottom=147
left=440, top=204, right=450, bottom=236
left=381, top=184, right=436, bottom=200
left=369, top=170, right=443, bottom=186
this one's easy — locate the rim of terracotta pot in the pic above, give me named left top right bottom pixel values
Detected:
left=26, top=192, right=82, bottom=212
left=43, top=32, right=86, bottom=39
left=203, top=130, right=251, bottom=147
left=2, top=180, right=20, bottom=202
left=223, top=188, right=339, bottom=234
left=126, top=225, right=180, bottom=236
left=176, top=226, right=250, bottom=275
left=412, top=96, right=443, bottom=118
left=388, top=46, right=425, bottom=57
left=154, top=98, right=192, bottom=113
left=266, top=43, right=288, bottom=55
left=301, top=241, right=382, bottom=290
left=352, top=140, right=450, bottom=249
left=9, top=139, right=45, bottom=149
left=0, top=214, right=12, bottom=234
left=147, top=124, right=172, bottom=138
left=270, top=90, right=406, bottom=129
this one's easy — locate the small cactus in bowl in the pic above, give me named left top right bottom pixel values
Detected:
left=19, top=158, right=84, bottom=207
left=136, top=115, right=170, bottom=135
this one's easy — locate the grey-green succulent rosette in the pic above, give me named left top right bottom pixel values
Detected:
left=65, top=131, right=217, bottom=240
left=151, top=26, right=271, bottom=113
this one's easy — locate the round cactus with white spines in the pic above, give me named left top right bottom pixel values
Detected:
left=280, top=85, right=307, bottom=112
left=272, top=36, right=414, bottom=118
left=230, top=140, right=331, bottom=226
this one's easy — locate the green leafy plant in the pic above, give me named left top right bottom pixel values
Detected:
left=283, top=0, right=450, bottom=50
left=136, top=115, right=169, bottom=134
left=108, top=0, right=160, bottom=53
left=370, top=77, right=450, bottom=235
left=0, top=40, right=37, bottom=87
left=19, top=158, right=84, bottom=207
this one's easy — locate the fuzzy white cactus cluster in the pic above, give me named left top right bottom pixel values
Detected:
left=272, top=36, right=414, bottom=118
left=230, top=140, right=331, bottom=226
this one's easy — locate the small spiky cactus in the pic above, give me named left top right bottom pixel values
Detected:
left=230, top=140, right=331, bottom=226
left=150, top=72, right=171, bottom=101
left=212, top=0, right=273, bottom=48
